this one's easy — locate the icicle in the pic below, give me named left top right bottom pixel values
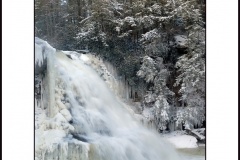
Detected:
left=40, top=75, right=44, bottom=110
left=47, top=52, right=56, bottom=117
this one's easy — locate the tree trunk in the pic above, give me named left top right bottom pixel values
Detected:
left=77, top=0, right=82, bottom=19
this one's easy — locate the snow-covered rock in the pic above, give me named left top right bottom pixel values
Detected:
left=162, top=131, right=198, bottom=149
left=188, top=128, right=205, bottom=142
left=167, top=135, right=198, bottom=148
left=61, top=51, right=81, bottom=60
left=174, top=35, right=188, bottom=48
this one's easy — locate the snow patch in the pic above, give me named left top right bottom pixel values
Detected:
left=142, top=107, right=155, bottom=120
left=80, top=54, right=90, bottom=62
left=174, top=35, right=188, bottom=48
left=167, top=135, right=198, bottom=148
left=162, top=131, right=198, bottom=148
left=62, top=51, right=80, bottom=60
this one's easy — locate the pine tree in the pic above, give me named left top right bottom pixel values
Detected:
left=137, top=56, right=174, bottom=131
left=174, top=0, right=206, bottom=129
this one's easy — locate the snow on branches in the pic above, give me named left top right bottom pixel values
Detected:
left=137, top=56, right=174, bottom=131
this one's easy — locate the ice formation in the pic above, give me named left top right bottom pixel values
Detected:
left=35, top=38, right=194, bottom=160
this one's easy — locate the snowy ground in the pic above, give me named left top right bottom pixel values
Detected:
left=160, top=130, right=205, bottom=160
left=161, top=130, right=198, bottom=149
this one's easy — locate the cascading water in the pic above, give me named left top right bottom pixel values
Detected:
left=35, top=38, right=202, bottom=160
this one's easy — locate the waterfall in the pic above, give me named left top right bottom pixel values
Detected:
left=102, top=61, right=129, bottom=100
left=103, top=60, right=145, bottom=102
left=35, top=38, right=184, bottom=160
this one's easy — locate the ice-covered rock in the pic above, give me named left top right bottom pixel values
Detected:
left=56, top=99, right=67, bottom=110
left=60, top=109, right=72, bottom=122
left=35, top=37, right=56, bottom=74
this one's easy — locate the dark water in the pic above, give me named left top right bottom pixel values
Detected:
left=177, top=146, right=205, bottom=160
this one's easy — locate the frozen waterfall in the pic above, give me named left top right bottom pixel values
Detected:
left=35, top=38, right=185, bottom=160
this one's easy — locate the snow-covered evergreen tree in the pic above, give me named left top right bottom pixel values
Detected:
left=174, top=0, right=206, bottom=129
left=137, top=56, right=174, bottom=131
